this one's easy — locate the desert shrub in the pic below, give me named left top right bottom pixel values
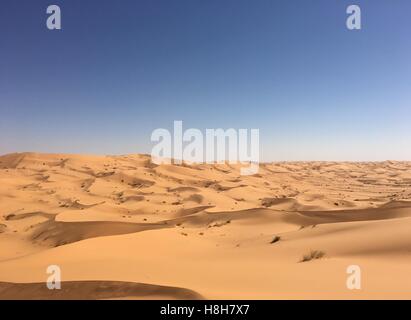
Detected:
left=300, top=250, right=326, bottom=262
left=270, top=236, right=281, bottom=244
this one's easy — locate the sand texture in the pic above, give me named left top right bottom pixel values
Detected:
left=1, top=152, right=411, bottom=299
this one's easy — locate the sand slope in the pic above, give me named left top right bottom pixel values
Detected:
left=0, top=152, right=411, bottom=299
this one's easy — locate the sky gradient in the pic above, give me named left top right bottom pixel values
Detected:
left=1, top=0, right=410, bottom=161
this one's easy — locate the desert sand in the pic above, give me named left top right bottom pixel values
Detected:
left=1, top=152, right=411, bottom=299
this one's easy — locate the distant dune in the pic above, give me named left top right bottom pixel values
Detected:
left=1, top=152, right=411, bottom=299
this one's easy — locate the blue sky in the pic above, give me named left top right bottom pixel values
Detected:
left=1, top=0, right=410, bottom=160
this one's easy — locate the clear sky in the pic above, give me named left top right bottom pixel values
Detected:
left=1, top=0, right=410, bottom=161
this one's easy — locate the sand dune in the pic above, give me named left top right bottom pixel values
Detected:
left=0, top=281, right=203, bottom=300
left=1, top=152, right=411, bottom=299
